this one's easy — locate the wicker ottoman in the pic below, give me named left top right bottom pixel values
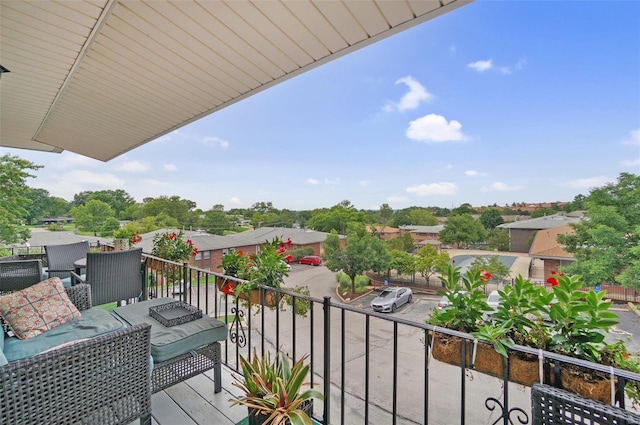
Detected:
left=112, top=298, right=228, bottom=393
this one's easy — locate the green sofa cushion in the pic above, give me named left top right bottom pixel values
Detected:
left=3, top=308, right=125, bottom=362
left=112, top=298, right=227, bottom=362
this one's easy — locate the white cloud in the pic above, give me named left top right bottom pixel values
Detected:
left=515, top=58, right=527, bottom=70
left=468, top=60, right=493, bottom=72
left=406, top=182, right=457, bottom=196
left=115, top=160, right=151, bottom=173
left=202, top=136, right=229, bottom=148
left=622, top=129, right=640, bottom=145
left=306, top=177, right=339, bottom=185
left=622, top=157, right=640, bottom=166
left=230, top=197, right=241, bottom=205
left=481, top=181, right=523, bottom=192
left=163, top=163, right=178, bottom=171
left=566, top=176, right=610, bottom=189
left=383, top=76, right=433, bottom=112
left=465, top=170, right=487, bottom=177
left=499, top=67, right=512, bottom=75
left=406, top=114, right=468, bottom=143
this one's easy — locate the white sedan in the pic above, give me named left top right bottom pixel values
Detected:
left=370, top=287, right=413, bottom=313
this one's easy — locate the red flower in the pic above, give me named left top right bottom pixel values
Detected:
left=551, top=270, right=557, bottom=275
left=192, top=248, right=199, bottom=256
left=186, top=239, right=193, bottom=247
left=222, top=282, right=234, bottom=295
left=237, top=250, right=243, bottom=256
left=169, top=232, right=176, bottom=240
left=546, top=277, right=559, bottom=286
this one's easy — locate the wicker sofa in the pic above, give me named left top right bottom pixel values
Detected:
left=0, top=283, right=152, bottom=425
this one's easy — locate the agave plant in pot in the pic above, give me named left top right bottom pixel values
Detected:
left=230, top=348, right=323, bottom=425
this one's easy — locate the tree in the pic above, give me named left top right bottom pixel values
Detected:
left=72, top=190, right=136, bottom=218
left=414, top=245, right=450, bottom=284
left=487, top=228, right=510, bottom=251
left=388, top=249, right=416, bottom=278
left=141, top=196, right=190, bottom=224
left=378, top=203, right=393, bottom=225
left=0, top=154, right=41, bottom=246
left=308, top=202, right=366, bottom=234
left=531, top=207, right=555, bottom=218
left=559, top=173, right=640, bottom=288
left=70, top=199, right=115, bottom=236
left=386, top=232, right=415, bottom=252
left=479, top=209, right=504, bottom=230
left=468, top=255, right=511, bottom=283
left=451, top=203, right=476, bottom=216
left=439, top=214, right=487, bottom=248
left=407, top=208, right=439, bottom=226
left=23, top=188, right=51, bottom=225
left=324, top=226, right=389, bottom=294
left=203, top=209, right=231, bottom=235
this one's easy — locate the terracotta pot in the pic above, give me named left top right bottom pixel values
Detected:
left=560, top=365, right=614, bottom=404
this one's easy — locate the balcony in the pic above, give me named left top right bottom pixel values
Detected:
left=2, top=247, right=640, bottom=424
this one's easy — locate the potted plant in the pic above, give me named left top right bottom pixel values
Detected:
left=426, top=264, right=491, bottom=366
left=230, top=348, right=323, bottom=425
left=151, top=230, right=198, bottom=294
left=219, top=238, right=293, bottom=308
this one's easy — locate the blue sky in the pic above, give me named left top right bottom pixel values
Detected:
left=4, top=0, right=640, bottom=212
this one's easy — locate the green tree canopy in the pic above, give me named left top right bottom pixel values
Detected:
left=203, top=209, right=231, bottom=235
left=479, top=209, right=504, bottom=230
left=141, top=196, right=191, bottom=225
left=407, top=208, right=439, bottom=226
left=487, top=228, right=510, bottom=251
left=308, top=201, right=366, bottom=234
left=439, top=214, right=487, bottom=248
left=0, top=154, right=42, bottom=245
left=386, top=232, right=415, bottom=252
left=323, top=225, right=389, bottom=293
left=530, top=207, right=556, bottom=218
left=414, top=245, right=450, bottom=284
left=72, top=190, right=136, bottom=218
left=559, top=173, right=640, bottom=288
left=70, top=199, right=115, bottom=236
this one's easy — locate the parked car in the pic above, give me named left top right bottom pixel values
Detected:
left=436, top=291, right=468, bottom=310
left=370, top=287, right=413, bottom=313
left=298, top=255, right=322, bottom=266
left=486, top=290, right=502, bottom=311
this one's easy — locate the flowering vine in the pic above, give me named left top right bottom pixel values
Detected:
left=151, top=230, right=198, bottom=262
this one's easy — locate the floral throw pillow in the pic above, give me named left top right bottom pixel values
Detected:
left=0, top=277, right=81, bottom=339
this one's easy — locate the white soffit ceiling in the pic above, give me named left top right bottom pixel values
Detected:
left=0, top=0, right=472, bottom=161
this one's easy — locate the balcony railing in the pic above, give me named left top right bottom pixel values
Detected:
left=142, top=254, right=640, bottom=425
left=3, top=247, right=640, bottom=424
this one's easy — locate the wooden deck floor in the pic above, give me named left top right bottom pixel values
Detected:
left=150, top=365, right=246, bottom=425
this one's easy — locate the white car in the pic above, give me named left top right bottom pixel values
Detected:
left=437, top=291, right=468, bottom=310
left=370, top=287, right=413, bottom=313
left=486, top=290, right=502, bottom=311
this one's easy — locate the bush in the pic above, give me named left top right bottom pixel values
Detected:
left=287, top=247, right=315, bottom=261
left=336, top=272, right=370, bottom=293
left=47, top=223, right=65, bottom=231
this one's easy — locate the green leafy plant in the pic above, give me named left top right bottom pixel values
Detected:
left=235, top=238, right=292, bottom=297
left=601, top=340, right=640, bottom=408
left=230, top=348, right=323, bottom=425
left=427, top=264, right=491, bottom=333
left=545, top=272, right=619, bottom=362
left=472, top=322, right=515, bottom=358
left=151, top=230, right=197, bottom=262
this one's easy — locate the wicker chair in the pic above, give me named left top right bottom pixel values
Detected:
left=531, top=382, right=640, bottom=425
left=71, top=248, right=144, bottom=306
left=0, top=259, right=43, bottom=293
left=0, top=284, right=152, bottom=425
left=45, top=241, right=90, bottom=280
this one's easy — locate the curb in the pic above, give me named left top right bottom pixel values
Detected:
left=628, top=302, right=640, bottom=317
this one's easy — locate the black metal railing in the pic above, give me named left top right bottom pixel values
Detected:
left=134, top=256, right=640, bottom=425
left=4, top=247, right=639, bottom=424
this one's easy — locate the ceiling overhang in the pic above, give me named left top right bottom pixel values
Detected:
left=0, top=0, right=472, bottom=162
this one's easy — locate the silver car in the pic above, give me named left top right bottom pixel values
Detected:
left=370, top=287, right=413, bottom=313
